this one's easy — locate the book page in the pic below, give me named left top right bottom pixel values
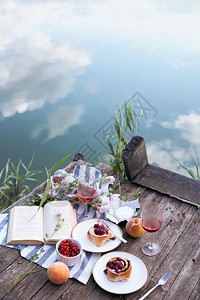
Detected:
left=7, top=206, right=43, bottom=245
left=44, top=201, right=77, bottom=243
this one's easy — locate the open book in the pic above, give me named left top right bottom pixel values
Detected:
left=7, top=201, right=77, bottom=245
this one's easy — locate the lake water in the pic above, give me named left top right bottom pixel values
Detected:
left=0, top=0, right=200, bottom=183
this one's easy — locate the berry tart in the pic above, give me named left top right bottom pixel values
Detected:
left=104, top=257, right=132, bottom=281
left=87, top=223, right=116, bottom=247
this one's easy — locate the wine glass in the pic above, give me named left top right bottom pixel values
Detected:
left=77, top=174, right=97, bottom=217
left=141, top=201, right=163, bottom=256
left=77, top=174, right=97, bottom=203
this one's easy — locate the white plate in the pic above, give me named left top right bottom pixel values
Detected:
left=71, top=218, right=122, bottom=253
left=93, top=251, right=148, bottom=294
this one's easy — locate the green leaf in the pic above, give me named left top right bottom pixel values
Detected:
left=118, top=104, right=123, bottom=137
left=16, top=159, right=22, bottom=174
left=114, top=112, right=121, bottom=140
left=49, top=154, right=70, bottom=172
left=25, top=177, right=39, bottom=182
left=0, top=167, right=4, bottom=180
left=4, top=159, right=10, bottom=182
left=11, top=162, right=20, bottom=183
left=0, top=191, right=11, bottom=201
left=107, top=137, right=115, bottom=156
left=127, top=188, right=145, bottom=198
left=179, top=163, right=196, bottom=179
left=8, top=269, right=44, bottom=293
left=21, top=161, right=28, bottom=173
left=28, top=154, right=35, bottom=170
left=37, top=173, right=52, bottom=210
left=124, top=102, right=132, bottom=132
left=189, top=144, right=200, bottom=180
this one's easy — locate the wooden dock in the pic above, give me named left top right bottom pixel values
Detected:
left=0, top=137, right=200, bottom=299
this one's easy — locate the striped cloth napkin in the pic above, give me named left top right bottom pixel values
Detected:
left=0, top=165, right=113, bottom=284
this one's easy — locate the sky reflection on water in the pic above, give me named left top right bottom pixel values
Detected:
left=0, top=0, right=200, bottom=179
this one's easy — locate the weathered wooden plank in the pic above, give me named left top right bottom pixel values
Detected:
left=57, top=279, right=100, bottom=300
left=122, top=136, right=200, bottom=206
left=0, top=246, right=20, bottom=274
left=86, top=282, right=113, bottom=300
left=189, top=279, right=200, bottom=300
left=164, top=239, right=200, bottom=300
left=122, top=135, right=148, bottom=180
left=153, top=207, right=199, bottom=300
left=0, top=257, right=41, bottom=299
left=14, top=273, right=74, bottom=300
left=95, top=163, right=114, bottom=176
left=133, top=163, right=200, bottom=206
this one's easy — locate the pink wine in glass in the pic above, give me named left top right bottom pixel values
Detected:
left=142, top=218, right=162, bottom=233
left=77, top=187, right=97, bottom=203
left=141, top=201, right=163, bottom=256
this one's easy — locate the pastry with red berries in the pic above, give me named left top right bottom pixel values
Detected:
left=104, top=257, right=132, bottom=281
left=87, top=223, right=115, bottom=247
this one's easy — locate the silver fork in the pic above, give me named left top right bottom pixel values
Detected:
left=98, top=219, right=127, bottom=243
left=138, top=271, right=171, bottom=300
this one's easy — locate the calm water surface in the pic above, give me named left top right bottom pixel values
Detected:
left=0, top=0, right=200, bottom=183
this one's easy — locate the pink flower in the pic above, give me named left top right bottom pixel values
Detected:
left=54, top=208, right=62, bottom=218
left=62, top=180, right=69, bottom=185
left=110, top=194, right=120, bottom=202
left=48, top=190, right=58, bottom=197
left=53, top=185, right=60, bottom=190
left=98, top=205, right=109, bottom=214
left=106, top=176, right=115, bottom=185
left=67, top=194, right=77, bottom=200
left=53, top=191, right=58, bottom=197
left=96, top=189, right=102, bottom=196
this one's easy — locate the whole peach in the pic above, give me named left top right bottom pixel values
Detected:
left=126, top=218, right=145, bottom=238
left=47, top=262, right=70, bottom=285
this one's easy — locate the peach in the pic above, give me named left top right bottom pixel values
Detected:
left=47, top=262, right=70, bottom=285
left=126, top=217, right=145, bottom=238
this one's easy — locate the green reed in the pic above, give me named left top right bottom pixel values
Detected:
left=107, top=96, right=143, bottom=177
left=0, top=154, right=71, bottom=211
left=0, top=156, right=42, bottom=211
left=179, top=143, right=200, bottom=180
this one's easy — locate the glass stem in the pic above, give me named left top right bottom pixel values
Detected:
left=149, top=234, right=154, bottom=249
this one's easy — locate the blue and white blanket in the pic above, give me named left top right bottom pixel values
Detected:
left=0, top=165, right=139, bottom=284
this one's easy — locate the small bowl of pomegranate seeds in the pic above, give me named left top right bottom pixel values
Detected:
left=56, top=238, right=82, bottom=267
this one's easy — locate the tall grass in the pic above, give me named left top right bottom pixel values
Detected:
left=179, top=143, right=200, bottom=180
left=107, top=97, right=143, bottom=177
left=0, top=154, right=71, bottom=212
left=0, top=156, right=41, bottom=211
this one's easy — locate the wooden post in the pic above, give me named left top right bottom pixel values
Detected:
left=122, top=136, right=200, bottom=206
left=122, top=136, right=148, bottom=180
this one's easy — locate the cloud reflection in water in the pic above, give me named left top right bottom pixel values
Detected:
left=31, top=105, right=85, bottom=142
left=147, top=111, right=200, bottom=175
left=162, top=111, right=200, bottom=147
left=0, top=0, right=200, bottom=171
left=0, top=35, right=90, bottom=118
